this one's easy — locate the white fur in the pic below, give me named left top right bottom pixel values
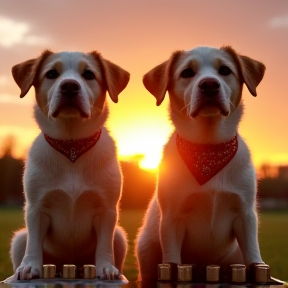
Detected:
left=9, top=51, right=130, bottom=281
left=136, top=46, right=265, bottom=281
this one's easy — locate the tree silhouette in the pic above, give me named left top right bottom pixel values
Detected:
left=0, top=136, right=24, bottom=205
left=120, top=161, right=156, bottom=209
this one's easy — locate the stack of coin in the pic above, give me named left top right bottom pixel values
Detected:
left=177, top=264, right=194, bottom=282
left=62, top=264, right=76, bottom=279
left=206, top=265, right=220, bottom=282
left=254, top=264, right=270, bottom=284
left=83, top=264, right=96, bottom=279
left=230, top=264, right=246, bottom=283
left=158, top=263, right=177, bottom=281
left=43, top=264, right=56, bottom=279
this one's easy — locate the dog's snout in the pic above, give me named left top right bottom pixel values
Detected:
left=198, top=78, right=220, bottom=95
left=60, top=80, right=80, bottom=97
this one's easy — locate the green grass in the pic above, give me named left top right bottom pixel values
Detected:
left=0, top=207, right=24, bottom=280
left=0, top=208, right=287, bottom=281
left=119, top=209, right=144, bottom=281
left=258, top=211, right=288, bottom=281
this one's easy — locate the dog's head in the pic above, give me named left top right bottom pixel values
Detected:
left=143, top=46, right=265, bottom=118
left=12, top=50, right=130, bottom=119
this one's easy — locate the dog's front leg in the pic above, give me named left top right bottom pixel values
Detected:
left=94, top=208, right=118, bottom=279
left=160, top=214, right=185, bottom=264
left=16, top=205, right=50, bottom=280
left=233, top=210, right=263, bottom=265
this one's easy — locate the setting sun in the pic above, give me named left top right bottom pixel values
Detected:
left=138, top=153, right=161, bottom=171
left=107, top=96, right=173, bottom=171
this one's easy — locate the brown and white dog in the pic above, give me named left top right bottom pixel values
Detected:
left=9, top=50, right=130, bottom=280
left=135, top=46, right=266, bottom=281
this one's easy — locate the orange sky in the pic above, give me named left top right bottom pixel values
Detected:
left=0, top=0, right=288, bottom=170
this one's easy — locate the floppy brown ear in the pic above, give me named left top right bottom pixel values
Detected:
left=11, top=50, right=53, bottom=98
left=143, top=51, right=182, bottom=106
left=91, top=51, right=130, bottom=103
left=238, top=55, right=266, bottom=96
left=221, top=46, right=265, bottom=97
left=143, top=61, right=169, bottom=106
left=101, top=59, right=130, bottom=103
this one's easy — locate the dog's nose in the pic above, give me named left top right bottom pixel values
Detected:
left=198, top=78, right=220, bottom=95
left=60, top=80, right=80, bottom=98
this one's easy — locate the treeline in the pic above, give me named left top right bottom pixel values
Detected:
left=0, top=153, right=156, bottom=209
left=0, top=153, right=288, bottom=209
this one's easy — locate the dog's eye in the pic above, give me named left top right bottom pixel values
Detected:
left=45, top=69, right=59, bottom=79
left=82, top=70, right=95, bottom=80
left=219, top=66, right=232, bottom=76
left=180, top=68, right=195, bottom=78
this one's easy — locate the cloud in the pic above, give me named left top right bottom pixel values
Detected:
left=0, top=16, right=49, bottom=47
left=269, top=14, right=288, bottom=28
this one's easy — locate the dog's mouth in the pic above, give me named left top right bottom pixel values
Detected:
left=52, top=102, right=90, bottom=118
left=191, top=100, right=229, bottom=118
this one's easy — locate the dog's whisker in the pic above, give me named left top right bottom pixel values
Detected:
left=229, top=100, right=235, bottom=109
left=92, top=105, right=102, bottom=114
left=180, top=104, right=189, bottom=114
left=181, top=99, right=193, bottom=116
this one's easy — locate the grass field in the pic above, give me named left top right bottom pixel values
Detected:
left=0, top=208, right=287, bottom=281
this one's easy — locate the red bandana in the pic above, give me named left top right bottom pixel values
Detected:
left=44, top=130, right=102, bottom=163
left=176, top=134, right=238, bottom=185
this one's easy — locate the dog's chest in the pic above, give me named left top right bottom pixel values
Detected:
left=181, top=190, right=243, bottom=222
left=180, top=191, right=243, bottom=247
left=41, top=190, right=103, bottom=246
left=35, top=149, right=107, bottom=200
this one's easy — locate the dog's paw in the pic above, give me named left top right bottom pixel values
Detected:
left=96, top=262, right=120, bottom=280
left=15, top=262, right=41, bottom=280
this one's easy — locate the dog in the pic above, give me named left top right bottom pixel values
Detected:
left=9, top=50, right=130, bottom=280
left=135, top=46, right=266, bottom=281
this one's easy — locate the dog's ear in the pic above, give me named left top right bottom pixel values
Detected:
left=12, top=50, right=53, bottom=98
left=143, top=51, right=182, bottom=106
left=91, top=52, right=130, bottom=103
left=221, top=46, right=265, bottom=97
left=101, top=59, right=130, bottom=103
left=143, top=61, right=169, bottom=106
left=238, top=55, right=266, bottom=96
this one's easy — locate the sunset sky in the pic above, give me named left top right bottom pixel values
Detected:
left=0, top=0, right=287, bottom=170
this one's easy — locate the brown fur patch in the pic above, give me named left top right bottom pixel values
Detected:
left=12, top=50, right=53, bottom=98
left=143, top=50, right=183, bottom=106
left=90, top=51, right=130, bottom=103
left=221, top=46, right=265, bottom=97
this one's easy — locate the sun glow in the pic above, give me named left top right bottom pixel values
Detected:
left=107, top=93, right=173, bottom=172
left=139, top=152, right=161, bottom=171
left=116, top=125, right=171, bottom=171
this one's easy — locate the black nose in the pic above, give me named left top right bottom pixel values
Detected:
left=198, top=78, right=220, bottom=95
left=60, top=80, right=80, bottom=98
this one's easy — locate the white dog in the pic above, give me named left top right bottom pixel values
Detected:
left=136, top=46, right=266, bottom=281
left=9, top=50, right=130, bottom=280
